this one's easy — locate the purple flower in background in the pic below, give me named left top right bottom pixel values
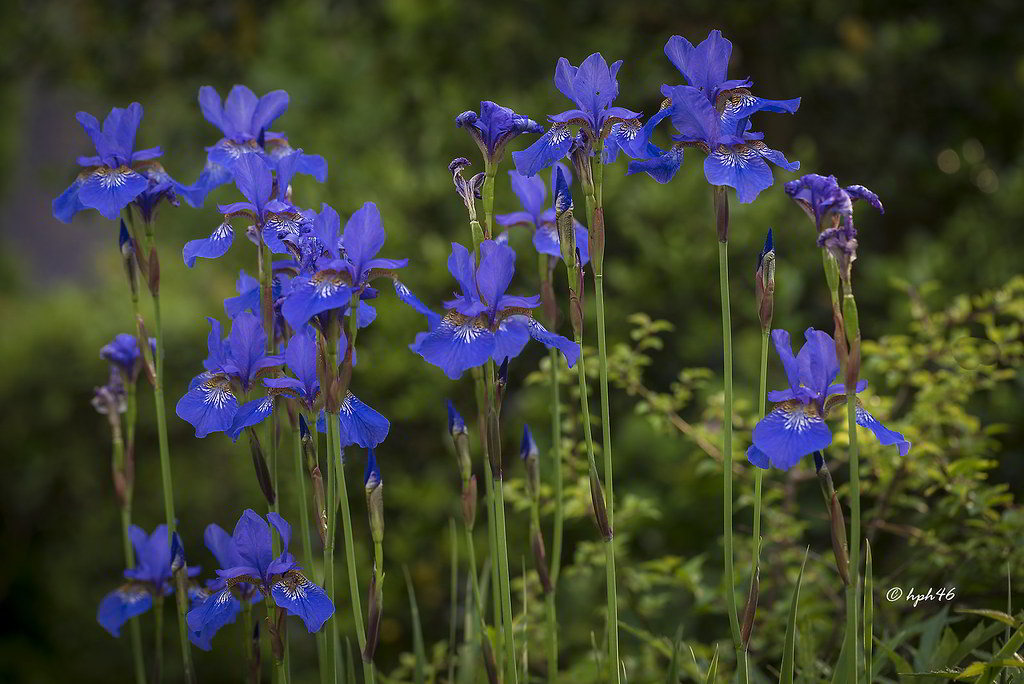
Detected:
left=625, top=30, right=801, bottom=203
left=100, top=333, right=155, bottom=382
left=495, top=164, right=590, bottom=265
left=175, top=313, right=283, bottom=438
left=784, top=174, right=884, bottom=275
left=97, top=525, right=199, bottom=637
left=410, top=240, right=579, bottom=379
left=53, top=103, right=187, bottom=222
left=187, top=510, right=333, bottom=635
left=456, top=101, right=543, bottom=164
left=513, top=53, right=641, bottom=177
left=183, top=85, right=327, bottom=206
left=745, top=328, right=910, bottom=471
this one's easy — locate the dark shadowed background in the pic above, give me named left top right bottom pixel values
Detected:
left=1, top=0, right=1022, bottom=681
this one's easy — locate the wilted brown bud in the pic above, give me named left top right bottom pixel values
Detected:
left=740, top=563, right=760, bottom=647
left=135, top=316, right=156, bottom=386
left=589, top=466, right=612, bottom=541
left=248, top=430, right=276, bottom=505
left=266, top=608, right=286, bottom=663
left=486, top=407, right=502, bottom=480
left=461, top=475, right=477, bottom=530
left=362, top=572, right=382, bottom=663
left=532, top=527, right=553, bottom=594
left=829, top=492, right=851, bottom=586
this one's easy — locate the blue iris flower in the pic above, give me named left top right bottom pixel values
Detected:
left=455, top=101, right=543, bottom=165
left=97, top=525, right=200, bottom=637
left=746, top=328, right=911, bottom=471
left=183, top=153, right=312, bottom=267
left=187, top=523, right=263, bottom=650
left=513, top=53, right=641, bottom=177
left=187, top=509, right=334, bottom=635
left=183, top=85, right=327, bottom=206
left=175, top=312, right=283, bottom=439
left=622, top=30, right=801, bottom=203
left=784, top=174, right=884, bottom=270
left=495, top=163, right=590, bottom=265
left=279, top=201, right=432, bottom=333
left=410, top=240, right=580, bottom=379
left=53, top=102, right=187, bottom=222
left=100, top=333, right=155, bottom=381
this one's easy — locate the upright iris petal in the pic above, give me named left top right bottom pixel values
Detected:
left=456, top=101, right=543, bottom=164
left=495, top=165, right=590, bottom=265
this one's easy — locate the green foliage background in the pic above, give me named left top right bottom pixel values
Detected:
left=0, top=0, right=1022, bottom=681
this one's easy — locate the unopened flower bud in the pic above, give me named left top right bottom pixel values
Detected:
left=755, top=229, right=775, bottom=331
left=147, top=247, right=160, bottom=296
left=553, top=167, right=577, bottom=267
left=520, top=425, right=540, bottom=501
left=446, top=400, right=473, bottom=484
left=267, top=607, right=286, bottom=663
left=589, top=206, right=605, bottom=274
left=364, top=449, right=384, bottom=545
left=119, top=220, right=138, bottom=297
left=170, top=532, right=186, bottom=574
left=588, top=466, right=612, bottom=541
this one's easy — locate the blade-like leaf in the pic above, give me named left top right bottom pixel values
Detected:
left=705, top=644, right=720, bottom=684
left=780, top=548, right=809, bottom=684
left=956, top=610, right=1019, bottom=627
left=405, top=565, right=427, bottom=684
left=865, top=540, right=874, bottom=681
left=666, top=625, right=684, bottom=684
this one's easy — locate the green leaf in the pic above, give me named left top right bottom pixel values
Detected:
left=865, top=540, right=874, bottom=680
left=405, top=565, right=427, bottom=684
left=666, top=625, right=684, bottom=684
left=956, top=609, right=1019, bottom=627
left=780, top=548, right=809, bottom=684
left=875, top=635, right=914, bottom=682
left=704, top=644, right=719, bottom=684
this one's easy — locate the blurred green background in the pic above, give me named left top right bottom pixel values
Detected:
left=2, top=0, right=1023, bottom=681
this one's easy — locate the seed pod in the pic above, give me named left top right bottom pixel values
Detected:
left=589, top=466, right=612, bottom=541
left=532, top=527, right=553, bottom=594
left=830, top=492, right=851, bottom=586
left=589, top=205, right=605, bottom=274
left=714, top=185, right=729, bottom=242
left=147, top=247, right=160, bottom=296
left=248, top=430, right=276, bottom=505
left=461, top=475, right=477, bottom=531
left=362, top=572, right=382, bottom=663
left=740, top=562, right=760, bottom=647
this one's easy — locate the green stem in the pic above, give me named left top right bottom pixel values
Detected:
left=547, top=347, right=562, bottom=684
left=752, top=330, right=769, bottom=546
left=113, top=409, right=146, bottom=684
left=844, top=291, right=861, bottom=684
left=486, top=362, right=517, bottom=684
left=242, top=597, right=256, bottom=683
left=154, top=594, right=165, bottom=684
left=140, top=219, right=195, bottom=683
left=482, top=161, right=496, bottom=239
left=717, top=237, right=744, bottom=680
left=324, top=329, right=340, bottom=684
left=474, top=353, right=504, bottom=675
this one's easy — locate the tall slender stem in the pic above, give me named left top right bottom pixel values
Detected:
left=242, top=601, right=256, bottom=684
left=715, top=200, right=744, bottom=679
left=112, top=405, right=146, bottom=684
left=154, top=594, right=165, bottom=684
left=547, top=347, right=562, bottom=683
left=843, top=283, right=862, bottom=683
left=140, top=218, right=195, bottom=683
left=752, top=330, right=769, bottom=546
left=323, top=325, right=340, bottom=684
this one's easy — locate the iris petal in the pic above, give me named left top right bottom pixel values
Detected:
left=183, top=222, right=234, bottom=268
left=97, top=586, right=153, bottom=637
left=751, top=401, right=832, bottom=471
left=411, top=313, right=496, bottom=380
left=78, top=167, right=149, bottom=220
left=511, top=124, right=575, bottom=177
left=271, top=573, right=334, bottom=633
left=856, top=405, right=911, bottom=457
left=338, top=392, right=390, bottom=448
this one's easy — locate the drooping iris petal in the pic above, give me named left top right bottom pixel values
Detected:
left=53, top=178, right=86, bottom=223
left=521, top=317, right=580, bottom=368
left=394, top=281, right=441, bottom=330
left=751, top=401, right=833, bottom=471
left=856, top=406, right=911, bottom=457
left=511, top=124, right=574, bottom=178
left=491, top=320, right=531, bottom=364
left=183, top=222, right=234, bottom=268
left=746, top=444, right=770, bottom=470
left=97, top=586, right=153, bottom=637
left=626, top=146, right=684, bottom=184
left=703, top=145, right=775, bottom=204
left=411, top=312, right=496, bottom=380
left=224, top=270, right=261, bottom=318
left=826, top=380, right=868, bottom=397
left=78, top=167, right=149, bottom=220
left=280, top=273, right=353, bottom=331
left=338, top=393, right=390, bottom=448
left=227, top=395, right=276, bottom=442
left=271, top=573, right=334, bottom=633
left=175, top=374, right=239, bottom=438
left=186, top=588, right=240, bottom=651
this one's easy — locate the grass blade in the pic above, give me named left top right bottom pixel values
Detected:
left=704, top=644, right=720, bottom=684
left=405, top=565, right=427, bottom=684
left=780, top=547, right=809, bottom=684
left=865, top=540, right=874, bottom=682
left=666, top=625, right=684, bottom=684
